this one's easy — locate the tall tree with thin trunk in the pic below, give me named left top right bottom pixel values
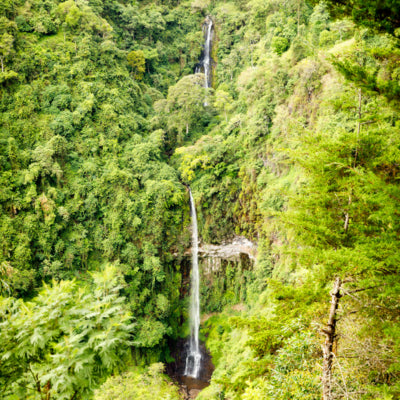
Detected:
left=322, top=277, right=342, bottom=400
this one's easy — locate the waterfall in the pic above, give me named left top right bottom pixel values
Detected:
left=195, top=16, right=213, bottom=89
left=184, top=189, right=202, bottom=378
left=183, top=17, right=213, bottom=379
left=203, top=17, right=213, bottom=89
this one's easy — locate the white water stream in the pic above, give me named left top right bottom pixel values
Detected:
left=203, top=17, right=213, bottom=89
left=184, top=189, right=202, bottom=378
left=184, top=16, right=214, bottom=380
left=195, top=16, right=213, bottom=90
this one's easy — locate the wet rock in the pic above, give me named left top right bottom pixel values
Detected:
left=180, top=236, right=257, bottom=261
left=199, top=236, right=257, bottom=261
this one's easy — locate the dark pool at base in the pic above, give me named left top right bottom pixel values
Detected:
left=166, top=338, right=214, bottom=398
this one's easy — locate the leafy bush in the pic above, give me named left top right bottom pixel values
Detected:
left=94, top=363, right=180, bottom=400
left=271, top=36, right=290, bottom=55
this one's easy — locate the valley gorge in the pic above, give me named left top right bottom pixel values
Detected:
left=1, top=0, right=400, bottom=399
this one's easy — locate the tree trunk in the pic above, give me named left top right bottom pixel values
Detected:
left=353, top=89, right=362, bottom=167
left=322, top=277, right=342, bottom=400
left=344, top=194, right=351, bottom=232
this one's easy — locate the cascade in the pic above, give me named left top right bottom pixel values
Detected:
left=184, top=189, right=202, bottom=378
left=195, top=16, right=214, bottom=89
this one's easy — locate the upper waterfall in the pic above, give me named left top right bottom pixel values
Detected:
left=195, top=16, right=214, bottom=89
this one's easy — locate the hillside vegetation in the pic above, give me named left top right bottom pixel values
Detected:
left=1, top=0, right=399, bottom=399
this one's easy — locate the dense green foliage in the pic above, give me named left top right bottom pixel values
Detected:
left=0, top=0, right=207, bottom=361
left=0, top=266, right=134, bottom=399
left=172, top=0, right=400, bottom=398
left=94, top=363, right=180, bottom=400
left=1, top=0, right=400, bottom=398
left=311, top=0, right=400, bottom=34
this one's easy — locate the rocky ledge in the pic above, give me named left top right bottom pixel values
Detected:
left=198, top=236, right=257, bottom=261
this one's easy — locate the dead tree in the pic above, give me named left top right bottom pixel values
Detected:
left=322, top=277, right=342, bottom=400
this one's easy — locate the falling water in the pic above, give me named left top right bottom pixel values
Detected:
left=184, top=189, right=202, bottom=378
left=195, top=16, right=213, bottom=89
left=203, top=17, right=213, bottom=89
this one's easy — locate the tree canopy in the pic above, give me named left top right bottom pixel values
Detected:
left=1, top=0, right=400, bottom=398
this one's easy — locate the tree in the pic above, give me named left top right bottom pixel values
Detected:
left=162, top=73, right=207, bottom=140
left=330, top=34, right=400, bottom=101
left=127, top=50, right=146, bottom=80
left=0, top=266, right=135, bottom=399
left=321, top=278, right=342, bottom=400
left=0, top=262, right=13, bottom=295
left=271, top=36, right=290, bottom=55
left=221, top=49, right=240, bottom=81
left=0, top=32, right=13, bottom=72
left=312, top=0, right=400, bottom=35
left=213, top=88, right=234, bottom=122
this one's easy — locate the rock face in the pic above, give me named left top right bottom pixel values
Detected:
left=199, top=236, right=257, bottom=261
left=169, top=237, right=257, bottom=398
left=179, top=236, right=257, bottom=289
left=178, top=236, right=257, bottom=312
left=198, top=236, right=257, bottom=278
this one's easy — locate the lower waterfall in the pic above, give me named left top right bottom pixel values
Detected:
left=184, top=189, right=202, bottom=379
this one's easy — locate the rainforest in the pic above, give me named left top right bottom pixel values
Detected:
left=1, top=0, right=400, bottom=399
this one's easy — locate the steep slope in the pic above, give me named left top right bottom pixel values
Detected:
left=0, top=1, right=205, bottom=397
left=171, top=0, right=400, bottom=399
left=1, top=0, right=400, bottom=399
